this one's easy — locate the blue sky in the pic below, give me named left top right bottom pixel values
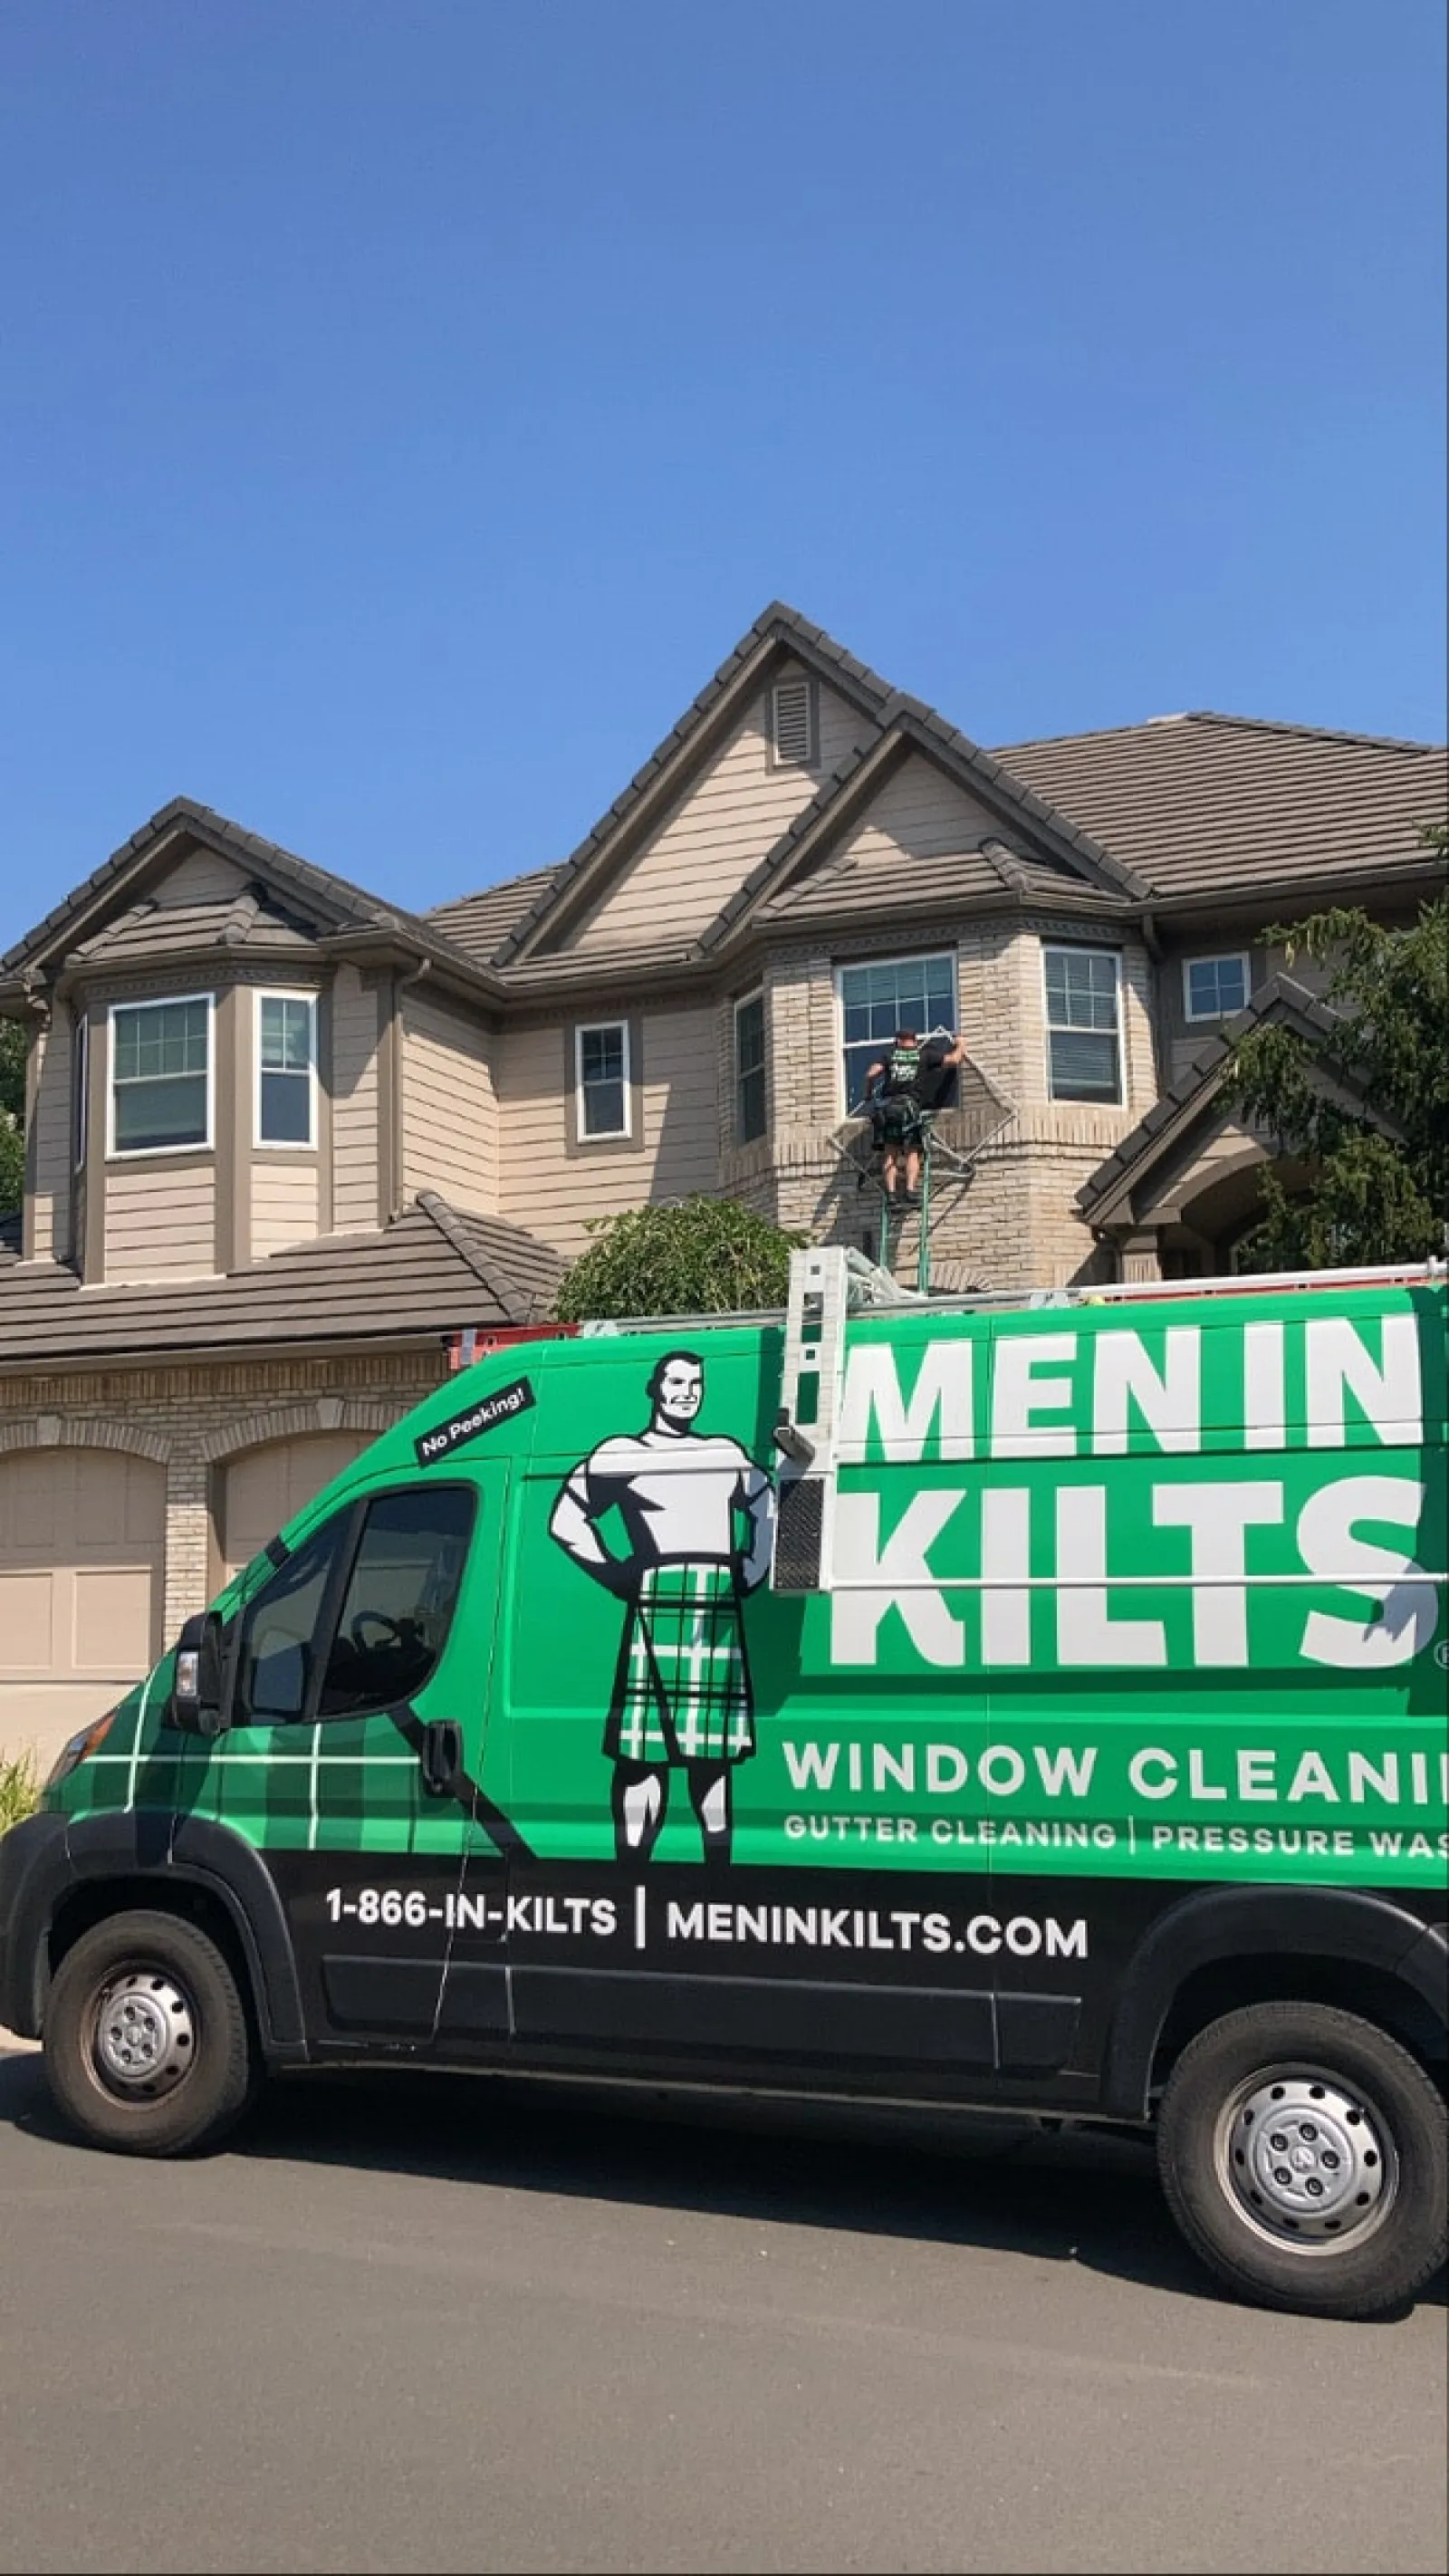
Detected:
left=1, top=0, right=1444, bottom=953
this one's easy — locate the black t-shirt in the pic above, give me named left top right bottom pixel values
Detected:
left=879, top=1040, right=946, bottom=1101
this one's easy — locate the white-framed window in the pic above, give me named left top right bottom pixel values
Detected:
left=836, top=951, right=957, bottom=1111
left=1042, top=945, right=1124, bottom=1105
left=575, top=1020, right=630, bottom=1140
left=1183, top=952, right=1250, bottom=1023
left=255, top=990, right=318, bottom=1149
left=770, top=675, right=817, bottom=767
left=108, top=994, right=214, bottom=1157
left=734, top=992, right=766, bottom=1144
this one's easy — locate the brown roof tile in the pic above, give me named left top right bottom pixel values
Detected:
left=427, top=865, right=562, bottom=964
left=67, top=887, right=321, bottom=966
left=0, top=1195, right=565, bottom=1366
left=994, top=714, right=1447, bottom=901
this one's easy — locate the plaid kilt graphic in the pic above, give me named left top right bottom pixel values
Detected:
left=604, top=1560, right=756, bottom=1767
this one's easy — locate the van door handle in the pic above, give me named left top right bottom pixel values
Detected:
left=418, top=1719, right=463, bottom=1799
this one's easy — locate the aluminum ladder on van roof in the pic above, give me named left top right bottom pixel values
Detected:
left=770, top=1245, right=920, bottom=1593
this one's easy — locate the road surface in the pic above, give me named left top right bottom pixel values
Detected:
left=1, top=2046, right=1444, bottom=2574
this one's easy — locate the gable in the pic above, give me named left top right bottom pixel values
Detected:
left=765, top=750, right=1020, bottom=924
left=149, top=847, right=252, bottom=908
left=551, top=667, right=874, bottom=956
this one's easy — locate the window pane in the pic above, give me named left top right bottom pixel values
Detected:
left=234, top=1523, right=341, bottom=1725
left=734, top=997, right=766, bottom=1144
left=320, top=1487, right=475, bottom=1717
left=581, top=1026, right=625, bottom=1083
left=582, top=1077, right=626, bottom=1137
left=114, top=1003, right=207, bottom=1079
left=1187, top=956, right=1247, bottom=1019
left=113, top=1072, right=208, bottom=1152
left=736, top=1065, right=766, bottom=1142
left=261, top=996, right=313, bottom=1071
left=838, top=953, right=955, bottom=1108
left=1049, top=1028, right=1120, bottom=1102
left=260, top=1068, right=312, bottom=1145
left=1045, top=947, right=1119, bottom=1033
left=735, top=997, right=764, bottom=1075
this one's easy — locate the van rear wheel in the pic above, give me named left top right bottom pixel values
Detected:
left=44, top=1909, right=256, bottom=2158
left=1157, top=2001, right=1447, bottom=2319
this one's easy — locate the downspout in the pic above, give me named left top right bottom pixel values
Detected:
left=389, top=956, right=432, bottom=1219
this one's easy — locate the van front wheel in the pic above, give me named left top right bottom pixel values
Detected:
left=1157, top=2001, right=1447, bottom=2318
left=44, top=1909, right=256, bottom=2158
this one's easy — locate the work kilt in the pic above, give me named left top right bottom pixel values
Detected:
left=603, top=1559, right=756, bottom=1768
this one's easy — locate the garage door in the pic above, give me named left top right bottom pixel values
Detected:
left=222, top=1433, right=375, bottom=1579
left=0, top=1448, right=167, bottom=1769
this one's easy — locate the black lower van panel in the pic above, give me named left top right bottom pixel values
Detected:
left=321, top=1955, right=441, bottom=2034
left=436, top=1960, right=511, bottom=2038
left=995, top=1992, right=1080, bottom=2075
left=510, top=1966, right=996, bottom=2066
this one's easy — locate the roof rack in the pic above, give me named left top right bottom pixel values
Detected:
left=576, top=1249, right=1446, bottom=1341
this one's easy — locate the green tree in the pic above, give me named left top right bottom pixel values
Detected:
left=0, top=1018, right=24, bottom=1221
left=553, top=1195, right=806, bottom=1322
left=1223, top=867, right=1447, bottom=1271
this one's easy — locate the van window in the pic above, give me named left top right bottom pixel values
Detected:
left=318, top=1487, right=475, bottom=1717
left=233, top=1521, right=343, bottom=1725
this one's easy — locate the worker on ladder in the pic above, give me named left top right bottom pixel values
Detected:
left=862, top=1027, right=965, bottom=1206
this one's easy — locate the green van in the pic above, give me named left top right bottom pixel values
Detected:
left=2, top=1250, right=1445, bottom=2317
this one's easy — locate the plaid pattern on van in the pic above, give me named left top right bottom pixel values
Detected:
left=603, top=1561, right=756, bottom=1768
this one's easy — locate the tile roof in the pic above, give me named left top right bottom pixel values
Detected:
left=67, top=886, right=321, bottom=966
left=0, top=797, right=501, bottom=997
left=427, top=864, right=562, bottom=964
left=0, top=1192, right=564, bottom=1365
left=762, top=838, right=1018, bottom=925
left=994, top=714, right=1447, bottom=902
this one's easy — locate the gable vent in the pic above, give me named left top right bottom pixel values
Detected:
left=771, top=677, right=816, bottom=766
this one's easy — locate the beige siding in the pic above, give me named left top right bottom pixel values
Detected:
left=26, top=1011, right=75, bottom=1262
left=833, top=753, right=1001, bottom=877
left=400, top=990, right=497, bottom=1212
left=496, top=1004, right=718, bottom=1254
left=151, top=848, right=250, bottom=906
left=564, top=670, right=871, bottom=955
left=105, top=1161, right=216, bottom=1282
left=330, top=966, right=380, bottom=1231
left=252, top=1158, right=321, bottom=1259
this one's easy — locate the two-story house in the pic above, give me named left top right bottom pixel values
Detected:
left=2, top=601, right=1444, bottom=1761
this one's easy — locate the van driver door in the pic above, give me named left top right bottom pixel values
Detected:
left=213, top=1466, right=513, bottom=2051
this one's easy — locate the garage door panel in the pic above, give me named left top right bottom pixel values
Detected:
left=0, top=1454, right=166, bottom=1757
left=0, top=1569, right=57, bottom=1671
left=224, top=1433, right=375, bottom=1576
left=72, top=1566, right=157, bottom=1673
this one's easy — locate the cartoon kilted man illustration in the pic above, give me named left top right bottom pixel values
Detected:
left=549, top=1350, right=774, bottom=1866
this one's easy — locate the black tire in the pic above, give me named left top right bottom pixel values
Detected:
left=43, top=1908, right=257, bottom=2158
left=1157, top=2001, right=1448, bottom=2319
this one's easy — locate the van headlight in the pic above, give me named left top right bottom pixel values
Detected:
left=44, top=1711, right=117, bottom=1791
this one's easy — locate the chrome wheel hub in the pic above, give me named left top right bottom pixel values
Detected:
left=92, top=1970, right=197, bottom=2096
left=1217, top=2064, right=1396, bottom=2252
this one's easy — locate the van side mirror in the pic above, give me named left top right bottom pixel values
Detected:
left=171, top=1610, right=228, bottom=1737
